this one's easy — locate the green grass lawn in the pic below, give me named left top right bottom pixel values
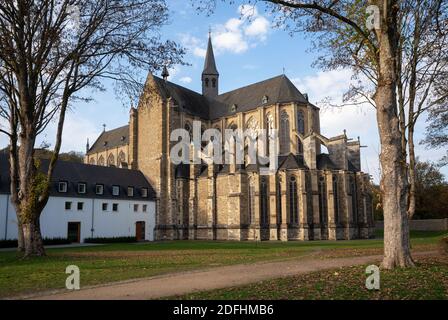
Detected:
left=0, top=230, right=445, bottom=298
left=176, top=255, right=448, bottom=300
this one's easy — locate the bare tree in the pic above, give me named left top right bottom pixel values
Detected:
left=0, top=0, right=184, bottom=257
left=196, top=0, right=447, bottom=268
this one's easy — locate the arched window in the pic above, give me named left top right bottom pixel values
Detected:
left=260, top=178, right=269, bottom=226
left=205, top=78, right=209, bottom=87
left=276, top=179, right=282, bottom=225
left=333, top=175, right=339, bottom=225
left=318, top=176, right=328, bottom=225
left=184, top=122, right=192, bottom=140
left=350, top=176, right=358, bottom=224
left=98, top=155, right=105, bottom=166
left=89, top=158, right=95, bottom=165
left=266, top=113, right=274, bottom=157
left=248, top=177, right=255, bottom=225
left=212, top=78, right=216, bottom=88
left=297, top=111, right=305, bottom=154
left=107, top=154, right=115, bottom=167
left=289, top=176, right=299, bottom=224
left=280, top=111, right=290, bottom=154
left=118, top=151, right=126, bottom=167
left=245, top=117, right=259, bottom=166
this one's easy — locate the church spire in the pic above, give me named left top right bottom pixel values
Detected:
left=202, top=32, right=219, bottom=97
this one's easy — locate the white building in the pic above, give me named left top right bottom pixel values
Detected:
left=0, top=156, right=157, bottom=243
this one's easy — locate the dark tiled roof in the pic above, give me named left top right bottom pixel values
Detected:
left=278, top=154, right=307, bottom=170
left=88, top=125, right=129, bottom=154
left=0, top=155, right=156, bottom=200
left=210, top=75, right=309, bottom=119
left=317, top=154, right=337, bottom=170
left=152, top=76, right=210, bottom=119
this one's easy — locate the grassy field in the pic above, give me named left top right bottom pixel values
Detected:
left=0, top=230, right=445, bottom=298
left=176, top=255, right=448, bottom=300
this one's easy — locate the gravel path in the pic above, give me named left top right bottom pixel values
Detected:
left=26, top=251, right=437, bottom=300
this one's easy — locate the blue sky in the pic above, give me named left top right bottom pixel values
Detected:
left=1, top=0, right=445, bottom=182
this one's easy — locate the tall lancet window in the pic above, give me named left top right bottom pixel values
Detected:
left=245, top=117, right=259, bottom=166
left=248, top=177, right=255, bottom=225
left=289, top=176, right=299, bottom=224
left=350, top=176, right=358, bottom=225
left=297, top=111, right=305, bottom=154
left=333, top=175, right=340, bottom=225
left=266, top=113, right=274, bottom=157
left=260, top=178, right=269, bottom=226
left=276, top=180, right=282, bottom=225
left=280, top=111, right=290, bottom=154
left=318, top=176, right=328, bottom=225
left=107, top=154, right=115, bottom=167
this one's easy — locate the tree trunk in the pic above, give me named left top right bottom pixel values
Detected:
left=375, top=0, right=414, bottom=269
left=407, top=126, right=416, bottom=219
left=13, top=129, right=47, bottom=257
left=22, top=216, right=45, bottom=257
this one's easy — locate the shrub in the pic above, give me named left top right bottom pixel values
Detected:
left=0, top=238, right=70, bottom=248
left=441, top=236, right=448, bottom=255
left=84, top=237, right=137, bottom=244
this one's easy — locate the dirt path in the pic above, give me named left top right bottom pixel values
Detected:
left=24, top=251, right=437, bottom=300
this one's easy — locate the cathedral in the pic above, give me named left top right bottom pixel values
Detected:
left=85, top=35, right=375, bottom=241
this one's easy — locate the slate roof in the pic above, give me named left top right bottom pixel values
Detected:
left=210, top=75, right=309, bottom=119
left=88, top=125, right=129, bottom=154
left=0, top=155, right=156, bottom=200
left=88, top=74, right=312, bottom=151
left=316, top=153, right=337, bottom=170
left=152, top=76, right=211, bottom=119
left=278, top=154, right=307, bottom=170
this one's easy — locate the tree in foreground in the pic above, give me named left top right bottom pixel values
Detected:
left=197, top=0, right=445, bottom=268
left=0, top=0, right=184, bottom=256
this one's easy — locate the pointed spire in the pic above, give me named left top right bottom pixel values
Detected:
left=202, top=32, right=219, bottom=76
left=86, top=138, right=90, bottom=153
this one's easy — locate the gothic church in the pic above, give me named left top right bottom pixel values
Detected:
left=85, top=35, right=375, bottom=241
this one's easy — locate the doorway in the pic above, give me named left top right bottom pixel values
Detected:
left=136, top=221, right=146, bottom=241
left=67, top=222, right=81, bottom=243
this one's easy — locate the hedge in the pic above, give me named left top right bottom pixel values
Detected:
left=0, top=237, right=71, bottom=249
left=84, top=236, right=137, bottom=244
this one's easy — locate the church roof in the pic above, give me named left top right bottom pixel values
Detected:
left=316, top=153, right=337, bottom=170
left=88, top=125, right=129, bottom=154
left=278, top=154, right=307, bottom=170
left=210, top=75, right=309, bottom=119
left=203, top=36, right=219, bottom=76
left=152, top=76, right=210, bottom=119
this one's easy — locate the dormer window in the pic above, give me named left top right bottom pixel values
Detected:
left=230, top=104, right=237, bottom=113
left=95, top=184, right=104, bottom=195
left=58, top=181, right=68, bottom=193
left=78, top=183, right=86, bottom=194
left=121, top=136, right=126, bottom=141
left=262, top=95, right=269, bottom=104
left=127, top=187, right=134, bottom=197
left=103, top=141, right=108, bottom=146
left=141, top=188, right=148, bottom=198
left=112, top=185, right=120, bottom=196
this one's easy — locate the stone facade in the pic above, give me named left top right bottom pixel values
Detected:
left=86, top=35, right=375, bottom=241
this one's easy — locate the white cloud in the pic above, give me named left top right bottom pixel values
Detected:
left=244, top=16, right=270, bottom=40
left=179, top=76, right=192, bottom=84
left=182, top=5, right=271, bottom=57
left=193, top=47, right=206, bottom=58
